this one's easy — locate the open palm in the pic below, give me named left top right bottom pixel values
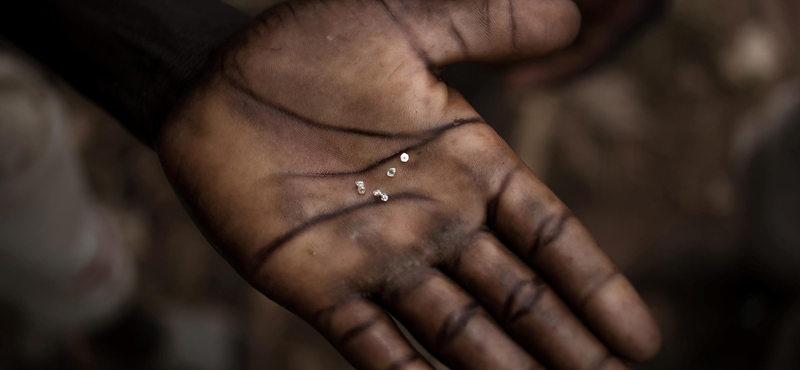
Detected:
left=157, top=0, right=660, bottom=369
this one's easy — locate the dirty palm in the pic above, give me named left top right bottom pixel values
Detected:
left=157, top=0, right=661, bottom=369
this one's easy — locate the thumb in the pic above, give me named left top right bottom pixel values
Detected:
left=380, top=0, right=581, bottom=66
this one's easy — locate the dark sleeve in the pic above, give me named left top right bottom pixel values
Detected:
left=0, top=0, right=251, bottom=148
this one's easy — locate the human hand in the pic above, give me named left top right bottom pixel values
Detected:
left=506, top=0, right=667, bottom=87
left=157, top=1, right=660, bottom=369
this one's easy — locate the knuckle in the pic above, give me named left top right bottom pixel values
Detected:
left=504, top=278, right=547, bottom=323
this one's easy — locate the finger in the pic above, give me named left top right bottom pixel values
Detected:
left=446, top=231, right=631, bottom=370
left=310, top=298, right=435, bottom=370
left=506, top=0, right=668, bottom=87
left=381, top=269, right=543, bottom=370
left=376, top=0, right=581, bottom=65
left=490, top=168, right=661, bottom=361
left=503, top=11, right=625, bottom=87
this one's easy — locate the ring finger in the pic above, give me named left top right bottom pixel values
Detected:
left=380, top=268, right=544, bottom=370
left=445, top=231, right=629, bottom=370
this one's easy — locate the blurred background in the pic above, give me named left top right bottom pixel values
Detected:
left=1, top=0, right=799, bottom=369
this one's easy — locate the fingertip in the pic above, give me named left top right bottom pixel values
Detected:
left=519, top=0, right=582, bottom=54
left=598, top=356, right=634, bottom=370
left=583, top=276, right=662, bottom=362
left=557, top=0, right=583, bottom=49
left=626, top=313, right=662, bottom=362
left=616, top=280, right=662, bottom=362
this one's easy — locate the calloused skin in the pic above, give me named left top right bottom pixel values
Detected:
left=157, top=0, right=661, bottom=369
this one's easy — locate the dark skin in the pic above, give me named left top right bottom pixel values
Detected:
left=508, top=0, right=668, bottom=86
left=157, top=1, right=660, bottom=369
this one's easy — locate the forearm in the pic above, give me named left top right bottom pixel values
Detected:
left=1, top=0, right=250, bottom=147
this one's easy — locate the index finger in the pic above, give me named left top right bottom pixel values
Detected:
left=489, top=167, right=661, bottom=361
